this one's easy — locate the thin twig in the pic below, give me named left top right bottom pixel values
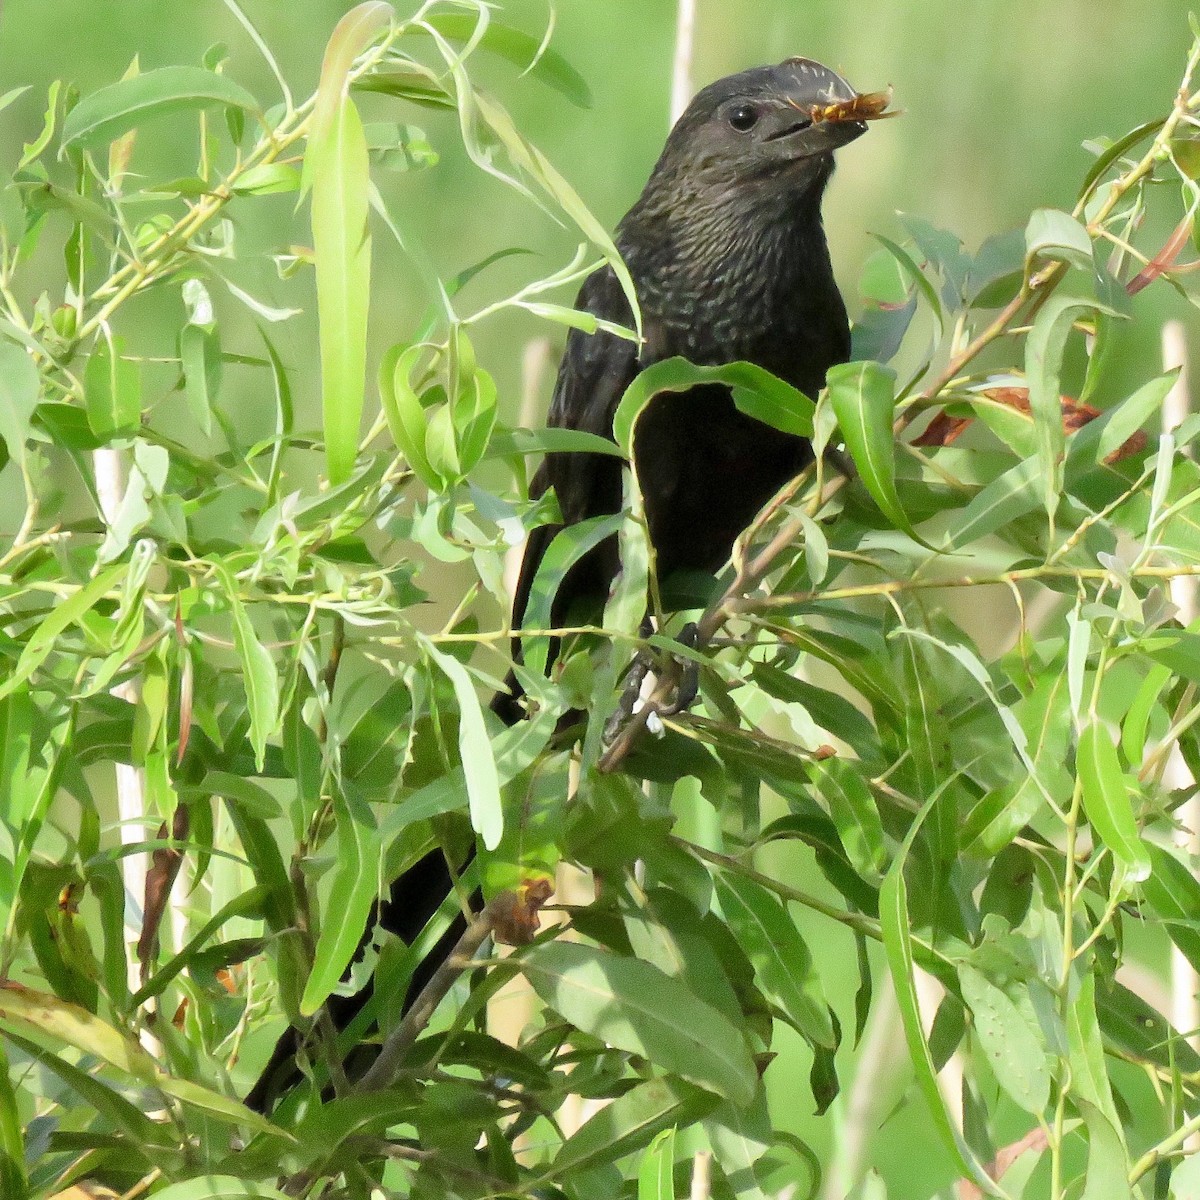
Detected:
left=353, top=906, right=496, bottom=1093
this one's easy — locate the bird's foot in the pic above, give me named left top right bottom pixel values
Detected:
left=602, top=622, right=701, bottom=744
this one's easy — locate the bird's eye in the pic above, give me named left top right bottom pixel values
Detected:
left=727, top=104, right=759, bottom=132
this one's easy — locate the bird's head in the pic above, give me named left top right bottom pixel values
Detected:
left=650, top=58, right=887, bottom=198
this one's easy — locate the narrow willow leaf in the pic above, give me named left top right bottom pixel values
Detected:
left=1140, top=844, right=1200, bottom=973
left=231, top=162, right=301, bottom=195
left=379, top=343, right=440, bottom=489
left=1120, top=663, right=1171, bottom=764
left=304, top=2, right=393, bottom=196
left=310, top=93, right=372, bottom=483
left=1024, top=294, right=1106, bottom=524
left=879, top=807, right=1001, bottom=1195
left=811, top=757, right=887, bottom=879
left=523, top=940, right=757, bottom=1106
left=1068, top=974, right=1131, bottom=1199
left=3, top=1031, right=174, bottom=1152
left=1076, top=720, right=1149, bottom=881
left=214, top=563, right=279, bottom=773
left=378, top=703, right=558, bottom=853
left=0, top=340, right=39, bottom=462
left=612, top=356, right=813, bottom=454
left=703, top=1097, right=775, bottom=1200
left=1096, top=370, right=1177, bottom=463
left=421, top=14, right=591, bottom=107
left=84, top=336, right=141, bottom=437
left=1025, top=208, right=1094, bottom=269
left=179, top=322, right=219, bottom=436
left=958, top=964, right=1049, bottom=1114
left=638, top=1127, right=677, bottom=1200
left=871, top=233, right=945, bottom=330
left=137, top=1177, right=293, bottom=1200
left=423, top=639, right=502, bottom=850
left=487, top=426, right=626, bottom=460
left=521, top=512, right=626, bottom=675
left=301, top=787, right=381, bottom=1014
left=944, top=456, right=1041, bottom=549
left=471, top=89, right=640, bottom=337
left=1066, top=604, right=1090, bottom=721
left=0, top=562, right=126, bottom=701
left=60, top=66, right=258, bottom=149
left=0, top=1042, right=23, bottom=1198
left=827, top=360, right=926, bottom=543
left=0, top=983, right=283, bottom=1136
left=715, top=872, right=835, bottom=1047
left=131, top=885, right=271, bottom=1005
left=549, top=1079, right=708, bottom=1182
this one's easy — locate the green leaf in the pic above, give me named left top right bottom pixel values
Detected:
left=521, top=512, right=627, bottom=675
left=613, top=357, right=813, bottom=454
left=60, top=65, right=258, bottom=149
left=0, top=340, right=40, bottom=462
left=1024, top=293, right=1107, bottom=525
left=1141, top=843, right=1200, bottom=974
left=522, top=940, right=758, bottom=1106
left=134, top=1179, right=293, bottom=1200
left=0, top=562, right=126, bottom=701
left=422, top=14, right=592, bottom=108
left=84, top=336, right=141, bottom=437
left=1025, top=207, right=1094, bottom=269
left=1068, top=974, right=1131, bottom=1199
left=423, top=639, right=502, bottom=851
left=1095, top=369, right=1178, bottom=463
left=379, top=343, right=440, bottom=489
left=958, top=964, right=1049, bottom=1114
left=0, top=983, right=284, bottom=1137
left=301, top=787, right=381, bottom=1014
left=944, top=456, right=1042, bottom=550
left=638, top=1127, right=677, bottom=1200
left=1076, top=720, right=1149, bottom=882
left=828, top=360, right=926, bottom=543
left=871, top=233, right=944, bottom=330
left=310, top=91, right=372, bottom=484
left=548, top=1079, right=709, bottom=1182
left=231, top=161, right=301, bottom=195
left=880, top=814, right=1001, bottom=1195
left=714, top=871, right=835, bottom=1047
left=488, top=425, right=626, bottom=460
left=179, top=323, right=220, bottom=436
left=214, top=563, right=279, bottom=773
left=810, top=757, right=887, bottom=880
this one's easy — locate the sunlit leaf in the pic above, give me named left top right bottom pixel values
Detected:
left=301, top=786, right=381, bottom=1013
left=1076, top=720, right=1150, bottom=882
left=60, top=66, right=258, bottom=149
left=523, top=940, right=758, bottom=1106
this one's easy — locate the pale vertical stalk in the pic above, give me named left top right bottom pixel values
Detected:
left=917, top=969, right=962, bottom=1130
left=669, top=0, right=698, bottom=124
left=689, top=1149, right=711, bottom=1200
left=1163, top=320, right=1198, bottom=1138
left=555, top=760, right=603, bottom=1138
left=503, top=336, right=552, bottom=599
left=94, top=447, right=155, bottom=1023
left=822, top=980, right=901, bottom=1200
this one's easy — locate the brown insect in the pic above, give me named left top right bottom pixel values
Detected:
left=805, top=87, right=899, bottom=124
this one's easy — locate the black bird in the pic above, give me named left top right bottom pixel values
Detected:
left=246, top=56, right=872, bottom=1112
left=493, top=56, right=870, bottom=720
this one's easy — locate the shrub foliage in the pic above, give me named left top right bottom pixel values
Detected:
left=3, top=4, right=1200, bottom=1199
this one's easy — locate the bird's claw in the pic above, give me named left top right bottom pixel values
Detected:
left=656, top=622, right=699, bottom=717
left=601, top=622, right=701, bottom=744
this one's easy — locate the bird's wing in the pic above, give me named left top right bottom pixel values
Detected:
left=509, top=265, right=641, bottom=627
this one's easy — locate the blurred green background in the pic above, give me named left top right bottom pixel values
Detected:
left=0, top=1, right=1192, bottom=1194
left=0, top=0, right=1189, bottom=441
